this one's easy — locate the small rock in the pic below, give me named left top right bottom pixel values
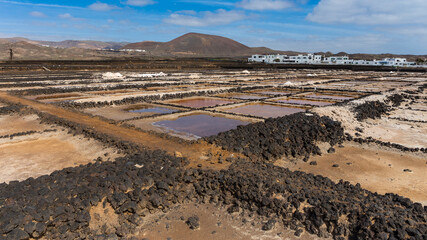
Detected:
left=227, top=204, right=240, bottom=214
left=327, top=147, right=335, bottom=153
left=332, top=164, right=339, bottom=168
left=262, top=219, right=276, bottom=231
left=294, top=229, right=303, bottom=237
left=186, top=216, right=200, bottom=230
left=403, top=169, right=412, bottom=173
left=309, top=161, right=317, bottom=166
left=9, top=228, right=29, bottom=240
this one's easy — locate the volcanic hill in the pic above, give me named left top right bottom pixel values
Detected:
left=121, top=32, right=283, bottom=57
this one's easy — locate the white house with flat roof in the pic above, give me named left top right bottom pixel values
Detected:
left=249, top=53, right=421, bottom=67
left=249, top=54, right=322, bottom=64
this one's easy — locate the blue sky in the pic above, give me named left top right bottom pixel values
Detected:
left=0, top=0, right=426, bottom=54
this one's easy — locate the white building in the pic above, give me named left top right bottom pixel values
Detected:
left=248, top=54, right=266, bottom=62
left=249, top=54, right=322, bottom=64
left=248, top=53, right=421, bottom=68
left=287, top=54, right=322, bottom=64
left=376, top=58, right=415, bottom=67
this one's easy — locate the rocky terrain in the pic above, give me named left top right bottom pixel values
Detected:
left=0, top=67, right=425, bottom=239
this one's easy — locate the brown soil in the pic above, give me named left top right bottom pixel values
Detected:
left=0, top=114, right=49, bottom=136
left=89, top=89, right=133, bottom=95
left=134, top=202, right=325, bottom=240
left=89, top=200, right=119, bottom=235
left=0, top=131, right=121, bottom=183
left=35, top=93, right=81, bottom=100
left=276, top=143, right=427, bottom=205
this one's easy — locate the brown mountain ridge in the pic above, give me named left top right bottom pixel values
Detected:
left=121, top=32, right=283, bottom=57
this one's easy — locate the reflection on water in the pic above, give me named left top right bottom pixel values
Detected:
left=153, top=114, right=250, bottom=138
left=276, top=98, right=334, bottom=106
left=129, top=107, right=177, bottom=114
left=304, top=93, right=354, bottom=100
left=170, top=98, right=235, bottom=108
left=225, top=103, right=305, bottom=118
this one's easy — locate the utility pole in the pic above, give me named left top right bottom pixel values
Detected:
left=9, top=49, right=13, bottom=61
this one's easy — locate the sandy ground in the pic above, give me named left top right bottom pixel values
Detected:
left=134, top=202, right=325, bottom=240
left=361, top=118, right=426, bottom=148
left=0, top=114, right=50, bottom=136
left=0, top=113, right=122, bottom=183
left=276, top=143, right=427, bottom=205
left=389, top=108, right=427, bottom=122
left=313, top=93, right=427, bottom=148
left=0, top=130, right=122, bottom=183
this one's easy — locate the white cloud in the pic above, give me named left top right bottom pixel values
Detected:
left=58, top=13, right=82, bottom=21
left=245, top=34, right=392, bottom=53
left=164, top=9, right=246, bottom=27
left=88, top=1, right=119, bottom=11
left=59, top=13, right=72, bottom=19
left=236, top=0, right=293, bottom=11
left=307, top=0, right=427, bottom=25
left=29, top=11, right=46, bottom=18
left=178, top=0, right=235, bottom=6
left=175, top=10, right=197, bottom=15
left=0, top=0, right=83, bottom=9
left=123, top=0, right=155, bottom=6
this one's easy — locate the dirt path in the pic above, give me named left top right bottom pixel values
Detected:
left=0, top=91, right=238, bottom=169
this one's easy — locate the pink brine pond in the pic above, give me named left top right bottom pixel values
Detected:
left=224, top=103, right=305, bottom=118
left=169, top=98, right=236, bottom=108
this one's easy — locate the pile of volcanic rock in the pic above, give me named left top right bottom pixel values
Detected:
left=206, top=112, right=344, bottom=160
left=0, top=151, right=426, bottom=239
left=354, top=93, right=416, bottom=121
left=353, top=101, right=391, bottom=121
left=0, top=104, right=23, bottom=115
left=385, top=94, right=406, bottom=107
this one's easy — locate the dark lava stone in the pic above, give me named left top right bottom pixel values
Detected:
left=227, top=204, right=240, bottom=214
left=294, top=228, right=303, bottom=237
left=186, top=216, right=200, bottom=230
left=309, top=161, right=317, bottom=166
left=8, top=228, right=29, bottom=240
left=262, top=219, right=276, bottom=231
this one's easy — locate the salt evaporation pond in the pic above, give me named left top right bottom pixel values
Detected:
left=153, top=114, right=250, bottom=138
left=304, top=93, right=354, bottom=100
left=224, top=103, right=305, bottom=118
left=129, top=107, right=177, bottom=114
left=276, top=98, right=334, bottom=106
left=169, top=98, right=235, bottom=108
